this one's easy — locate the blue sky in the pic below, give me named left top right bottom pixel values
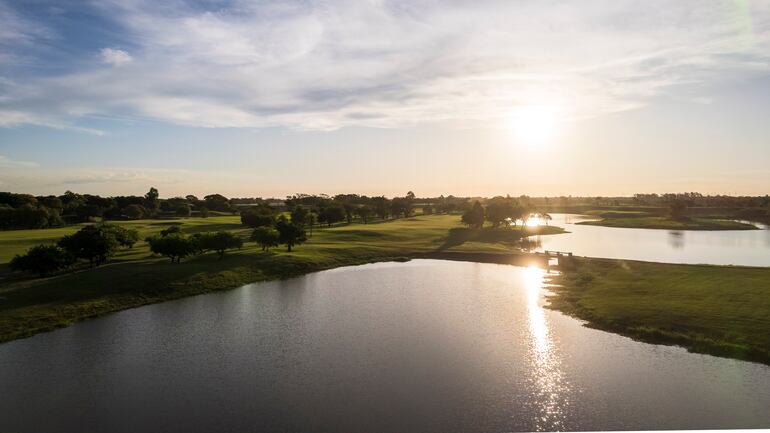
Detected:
left=1, top=0, right=770, bottom=198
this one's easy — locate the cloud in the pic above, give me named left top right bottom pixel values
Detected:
left=0, top=154, right=39, bottom=168
left=1, top=0, right=770, bottom=131
left=100, top=48, right=133, bottom=66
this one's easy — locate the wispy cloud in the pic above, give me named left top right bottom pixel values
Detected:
left=1, top=0, right=769, bottom=131
left=0, top=154, right=39, bottom=168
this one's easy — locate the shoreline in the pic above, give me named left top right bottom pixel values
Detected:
left=1, top=212, right=768, bottom=366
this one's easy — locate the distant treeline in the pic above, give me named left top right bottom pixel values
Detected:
left=2, top=189, right=769, bottom=230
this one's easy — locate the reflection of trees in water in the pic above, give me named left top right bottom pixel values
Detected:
left=668, top=231, right=685, bottom=249
left=520, top=237, right=542, bottom=251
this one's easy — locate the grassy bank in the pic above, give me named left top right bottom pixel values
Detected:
left=547, top=257, right=770, bottom=364
left=0, top=215, right=561, bottom=343
left=577, top=216, right=757, bottom=230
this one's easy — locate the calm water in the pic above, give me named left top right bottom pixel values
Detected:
left=2, top=260, right=769, bottom=432
left=532, top=213, right=770, bottom=266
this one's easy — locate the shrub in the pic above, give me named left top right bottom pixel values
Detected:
left=10, top=244, right=75, bottom=277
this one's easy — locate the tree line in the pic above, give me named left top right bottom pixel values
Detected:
left=460, top=197, right=550, bottom=229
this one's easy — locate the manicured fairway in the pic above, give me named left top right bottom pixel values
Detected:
left=0, top=215, right=560, bottom=343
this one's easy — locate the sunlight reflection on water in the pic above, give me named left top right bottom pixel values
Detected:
left=524, top=266, right=570, bottom=431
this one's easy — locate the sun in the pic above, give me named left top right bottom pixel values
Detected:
left=511, top=106, right=559, bottom=146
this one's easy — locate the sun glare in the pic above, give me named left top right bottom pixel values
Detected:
left=511, top=106, right=559, bottom=147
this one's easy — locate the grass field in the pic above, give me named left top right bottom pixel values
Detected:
left=547, top=257, right=770, bottom=364
left=3, top=215, right=770, bottom=365
left=577, top=216, right=758, bottom=230
left=0, top=215, right=561, bottom=343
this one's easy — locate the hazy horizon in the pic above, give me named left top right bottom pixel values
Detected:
left=2, top=0, right=770, bottom=197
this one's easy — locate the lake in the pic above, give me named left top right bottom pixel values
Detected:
left=1, top=260, right=769, bottom=432
left=531, top=213, right=770, bottom=266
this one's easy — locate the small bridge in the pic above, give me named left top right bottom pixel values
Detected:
left=536, top=250, right=575, bottom=268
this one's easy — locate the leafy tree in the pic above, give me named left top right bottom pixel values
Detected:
left=461, top=201, right=485, bottom=229
left=146, top=233, right=197, bottom=263
left=102, top=224, right=140, bottom=248
left=422, top=205, right=434, bottom=215
left=175, top=204, right=192, bottom=217
left=197, top=231, right=243, bottom=259
left=276, top=216, right=307, bottom=252
left=10, top=244, right=75, bottom=277
left=354, top=205, right=373, bottom=223
left=59, top=225, right=120, bottom=267
left=123, top=204, right=146, bottom=220
left=343, top=203, right=355, bottom=224
left=371, top=196, right=390, bottom=219
left=75, top=204, right=103, bottom=222
left=250, top=226, right=280, bottom=251
left=144, top=187, right=160, bottom=214
left=318, top=205, right=346, bottom=227
left=485, top=198, right=515, bottom=228
left=305, top=211, right=318, bottom=237
left=290, top=206, right=309, bottom=226
left=198, top=206, right=210, bottom=218
left=203, top=194, right=232, bottom=212
left=39, top=195, right=63, bottom=210
left=241, top=207, right=276, bottom=228
left=669, top=199, right=688, bottom=221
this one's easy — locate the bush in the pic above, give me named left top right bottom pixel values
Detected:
left=197, top=231, right=243, bottom=259
left=10, top=244, right=75, bottom=277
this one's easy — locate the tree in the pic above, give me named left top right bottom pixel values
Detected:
left=102, top=224, right=140, bottom=248
left=461, top=201, right=485, bottom=229
left=203, top=194, right=231, bottom=212
left=290, top=206, right=309, bottom=226
left=198, top=207, right=210, bottom=218
left=250, top=226, right=280, bottom=251
left=669, top=199, right=688, bottom=221
left=354, top=205, right=373, bottom=223
left=197, top=231, right=243, bottom=259
left=305, top=211, right=318, bottom=237
left=422, top=205, right=434, bottom=215
left=123, top=204, right=146, bottom=220
left=75, top=204, right=103, bottom=222
left=276, top=216, right=307, bottom=252
left=540, top=212, right=552, bottom=225
left=485, top=198, right=515, bottom=228
left=371, top=196, right=390, bottom=219
left=10, top=244, right=74, bottom=277
left=58, top=225, right=120, bottom=267
left=146, top=233, right=197, bottom=263
left=318, top=205, right=345, bottom=227
left=343, top=203, right=355, bottom=224
left=175, top=204, right=192, bottom=217
left=241, top=207, right=276, bottom=228
left=144, top=187, right=160, bottom=215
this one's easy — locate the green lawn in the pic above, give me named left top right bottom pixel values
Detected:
left=548, top=257, right=770, bottom=364
left=0, top=215, right=559, bottom=343
left=3, top=215, right=770, bottom=365
left=578, top=216, right=757, bottom=230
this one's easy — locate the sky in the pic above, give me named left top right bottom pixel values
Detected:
left=1, top=0, right=770, bottom=198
